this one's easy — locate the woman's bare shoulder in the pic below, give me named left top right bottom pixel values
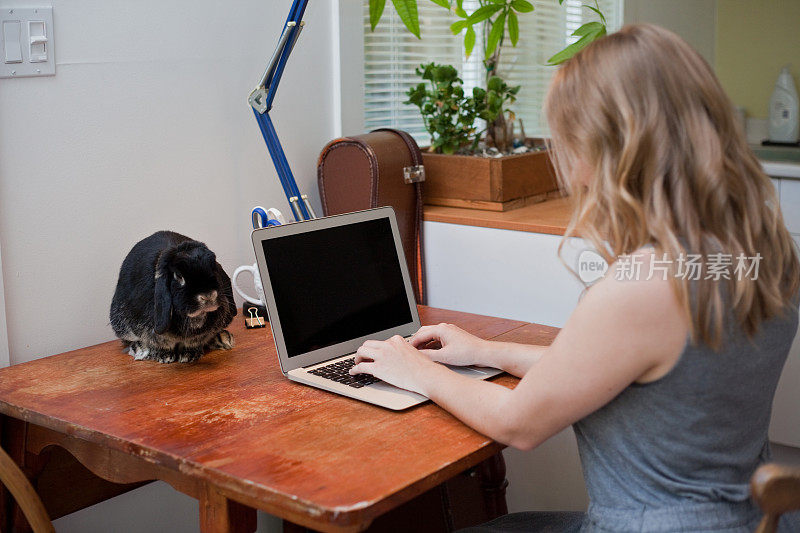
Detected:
left=584, top=247, right=688, bottom=382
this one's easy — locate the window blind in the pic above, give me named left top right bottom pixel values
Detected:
left=363, top=2, right=482, bottom=143
left=362, top=0, right=622, bottom=145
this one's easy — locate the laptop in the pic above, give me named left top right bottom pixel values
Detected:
left=251, top=207, right=501, bottom=410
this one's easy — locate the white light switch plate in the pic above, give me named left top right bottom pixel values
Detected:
left=1, top=6, right=54, bottom=78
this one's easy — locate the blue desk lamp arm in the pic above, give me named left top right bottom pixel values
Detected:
left=249, top=0, right=315, bottom=222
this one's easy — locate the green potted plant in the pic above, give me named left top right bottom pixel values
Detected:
left=404, top=62, right=557, bottom=211
left=369, top=0, right=609, bottom=211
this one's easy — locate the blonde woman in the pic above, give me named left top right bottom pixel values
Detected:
left=350, top=24, right=800, bottom=532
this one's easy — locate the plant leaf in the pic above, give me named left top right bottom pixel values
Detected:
left=430, top=0, right=451, bottom=8
left=508, top=11, right=519, bottom=46
left=451, top=19, right=467, bottom=34
left=487, top=76, right=503, bottom=92
left=464, top=25, right=476, bottom=57
left=572, top=20, right=604, bottom=37
left=584, top=5, right=603, bottom=19
left=391, top=0, right=421, bottom=38
left=547, top=23, right=606, bottom=65
left=467, top=4, right=503, bottom=25
left=583, top=4, right=607, bottom=25
left=511, top=0, right=534, bottom=13
left=486, top=11, right=506, bottom=59
left=369, top=0, right=386, bottom=31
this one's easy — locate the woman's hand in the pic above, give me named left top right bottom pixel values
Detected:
left=409, top=323, right=490, bottom=367
left=350, top=335, right=440, bottom=395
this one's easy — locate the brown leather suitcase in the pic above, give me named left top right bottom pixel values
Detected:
left=317, top=128, right=426, bottom=304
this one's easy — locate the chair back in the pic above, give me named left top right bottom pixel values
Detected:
left=0, top=446, right=54, bottom=533
left=751, top=462, right=800, bottom=533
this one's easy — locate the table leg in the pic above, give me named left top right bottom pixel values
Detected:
left=479, top=452, right=509, bottom=518
left=199, top=485, right=257, bottom=533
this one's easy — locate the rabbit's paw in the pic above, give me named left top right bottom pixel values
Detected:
left=178, top=349, right=203, bottom=363
left=208, top=330, right=235, bottom=351
left=153, top=351, right=179, bottom=364
left=128, top=342, right=151, bottom=361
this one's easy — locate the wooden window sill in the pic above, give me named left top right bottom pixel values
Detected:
left=423, top=196, right=573, bottom=236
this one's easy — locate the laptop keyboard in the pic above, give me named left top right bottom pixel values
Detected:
left=308, top=357, right=380, bottom=388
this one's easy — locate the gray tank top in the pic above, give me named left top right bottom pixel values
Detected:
left=574, top=303, right=799, bottom=532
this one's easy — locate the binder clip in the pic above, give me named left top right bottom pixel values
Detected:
left=245, top=305, right=266, bottom=329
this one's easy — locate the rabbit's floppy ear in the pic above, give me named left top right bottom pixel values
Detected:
left=217, top=262, right=238, bottom=318
left=154, top=256, right=172, bottom=334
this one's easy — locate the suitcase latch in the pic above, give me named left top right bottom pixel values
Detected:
left=403, top=165, right=426, bottom=184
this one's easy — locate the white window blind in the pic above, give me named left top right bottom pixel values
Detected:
left=363, top=2, right=483, bottom=142
left=362, top=0, right=622, bottom=145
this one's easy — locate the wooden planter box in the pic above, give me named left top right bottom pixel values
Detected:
left=421, top=147, right=559, bottom=212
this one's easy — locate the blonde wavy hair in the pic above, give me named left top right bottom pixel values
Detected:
left=544, top=24, right=799, bottom=349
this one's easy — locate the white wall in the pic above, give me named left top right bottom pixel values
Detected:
left=0, top=0, right=336, bottom=530
left=0, top=0, right=334, bottom=363
left=624, top=0, right=717, bottom=67
left=0, top=245, right=9, bottom=368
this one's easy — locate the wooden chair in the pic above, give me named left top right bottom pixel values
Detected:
left=751, top=462, right=800, bottom=533
left=0, top=446, right=54, bottom=533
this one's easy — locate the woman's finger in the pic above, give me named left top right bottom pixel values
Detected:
left=353, top=352, right=373, bottom=364
left=410, top=325, right=444, bottom=347
left=418, top=348, right=445, bottom=360
left=418, top=339, right=442, bottom=350
left=388, top=334, right=406, bottom=345
left=356, top=345, right=382, bottom=360
left=361, top=339, right=384, bottom=349
left=350, top=362, right=377, bottom=375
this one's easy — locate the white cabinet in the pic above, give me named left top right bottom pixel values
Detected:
left=771, top=178, right=781, bottom=199
left=771, top=280, right=800, bottom=447
left=779, top=179, right=800, bottom=234
left=770, top=177, right=800, bottom=446
left=424, top=221, right=585, bottom=327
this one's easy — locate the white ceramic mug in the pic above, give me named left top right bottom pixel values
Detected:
left=232, top=263, right=266, bottom=307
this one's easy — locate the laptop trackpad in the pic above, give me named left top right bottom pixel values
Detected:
left=445, top=364, right=496, bottom=377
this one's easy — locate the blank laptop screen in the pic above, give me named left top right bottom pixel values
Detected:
left=261, top=217, right=413, bottom=357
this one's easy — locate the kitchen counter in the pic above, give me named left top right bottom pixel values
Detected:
left=762, top=160, right=800, bottom=179
left=752, top=144, right=800, bottom=179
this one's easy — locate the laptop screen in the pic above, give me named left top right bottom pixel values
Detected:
left=261, top=217, right=414, bottom=358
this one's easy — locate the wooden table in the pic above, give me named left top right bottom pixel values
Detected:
left=0, top=306, right=558, bottom=532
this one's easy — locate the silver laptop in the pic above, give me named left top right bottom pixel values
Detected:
left=251, top=207, right=501, bottom=410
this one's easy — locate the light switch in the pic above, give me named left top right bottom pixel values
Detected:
left=28, top=20, right=46, bottom=62
left=3, top=20, right=22, bottom=63
left=1, top=7, right=55, bottom=78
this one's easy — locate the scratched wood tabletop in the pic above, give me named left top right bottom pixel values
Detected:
left=0, top=306, right=559, bottom=530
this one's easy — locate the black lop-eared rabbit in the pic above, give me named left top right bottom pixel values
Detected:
left=110, top=231, right=237, bottom=363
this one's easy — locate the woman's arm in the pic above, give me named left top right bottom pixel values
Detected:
left=409, top=324, right=547, bottom=377
left=490, top=342, right=547, bottom=377
left=352, top=253, right=688, bottom=450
